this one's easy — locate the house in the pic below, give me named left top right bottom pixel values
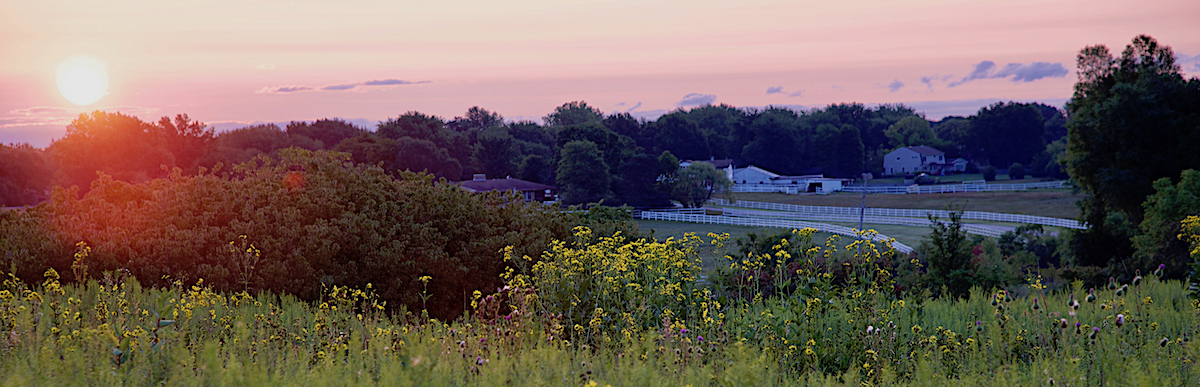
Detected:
left=459, top=174, right=556, bottom=202
left=883, top=146, right=945, bottom=175
left=943, top=158, right=969, bottom=174
left=680, top=158, right=735, bottom=181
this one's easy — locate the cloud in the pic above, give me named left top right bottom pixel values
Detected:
left=675, top=93, right=717, bottom=107
left=363, top=79, right=426, bottom=86
left=257, top=85, right=314, bottom=93
left=901, top=98, right=1069, bottom=120
left=9, top=106, right=73, bottom=116
left=766, top=86, right=803, bottom=97
left=321, top=84, right=358, bottom=91
left=887, top=79, right=904, bottom=93
left=257, top=79, right=430, bottom=94
left=1176, top=53, right=1200, bottom=73
left=949, top=60, right=1068, bottom=87
left=919, top=75, right=952, bottom=91
left=625, top=102, right=643, bottom=112
left=255, top=64, right=275, bottom=70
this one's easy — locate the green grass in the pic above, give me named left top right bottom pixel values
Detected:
left=735, top=190, right=1083, bottom=219
left=865, top=174, right=1058, bottom=185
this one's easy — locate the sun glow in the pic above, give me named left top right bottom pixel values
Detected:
left=56, top=56, right=108, bottom=106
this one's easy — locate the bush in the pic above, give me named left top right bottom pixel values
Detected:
left=1008, top=163, right=1025, bottom=180
left=965, top=162, right=979, bottom=174
left=982, top=166, right=997, bottom=181
left=1, top=148, right=572, bottom=320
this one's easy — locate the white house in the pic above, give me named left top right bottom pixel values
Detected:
left=680, top=158, right=735, bottom=181
left=883, top=146, right=945, bottom=175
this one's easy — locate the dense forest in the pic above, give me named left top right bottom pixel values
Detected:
left=2, top=100, right=1069, bottom=208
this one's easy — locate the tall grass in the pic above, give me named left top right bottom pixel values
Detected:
left=2, top=229, right=1197, bottom=386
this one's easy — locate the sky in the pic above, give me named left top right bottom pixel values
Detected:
left=2, top=0, right=1198, bottom=147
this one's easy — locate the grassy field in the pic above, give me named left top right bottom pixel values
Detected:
left=638, top=219, right=931, bottom=255
left=862, top=174, right=1057, bottom=185
left=735, top=190, right=1083, bottom=219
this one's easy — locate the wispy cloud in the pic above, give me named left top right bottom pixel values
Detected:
left=257, top=79, right=430, bottom=94
left=766, top=86, right=803, bottom=97
left=948, top=60, right=1068, bottom=87
left=1177, top=53, right=1200, bottom=73
left=676, top=93, right=716, bottom=107
left=919, top=74, right=954, bottom=92
left=258, top=85, right=314, bottom=93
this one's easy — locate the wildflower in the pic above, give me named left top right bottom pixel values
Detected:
left=1116, top=285, right=1128, bottom=296
left=1086, top=288, right=1096, bottom=303
left=1132, top=273, right=1143, bottom=287
left=1031, top=298, right=1040, bottom=311
left=1154, top=264, right=1165, bottom=278
left=1115, top=314, right=1125, bottom=328
left=1108, top=277, right=1117, bottom=290
left=867, top=325, right=875, bottom=334
left=1060, top=319, right=1068, bottom=329
left=697, top=336, right=704, bottom=343
left=1089, top=327, right=1100, bottom=340
left=1160, top=337, right=1171, bottom=347
left=991, top=295, right=999, bottom=307
left=975, top=321, right=984, bottom=332
left=1067, top=294, right=1075, bottom=308
left=1184, top=333, right=1190, bottom=343
left=1144, top=296, right=1153, bottom=305
left=1075, top=322, right=1082, bottom=335
left=912, top=325, right=922, bottom=334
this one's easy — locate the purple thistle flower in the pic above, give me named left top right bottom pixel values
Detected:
left=697, top=335, right=704, bottom=342
left=680, top=328, right=688, bottom=335
left=1115, top=314, right=1125, bottom=327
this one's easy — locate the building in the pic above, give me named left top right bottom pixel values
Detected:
left=679, top=158, right=735, bottom=181
left=731, top=165, right=778, bottom=184
left=459, top=175, right=556, bottom=202
left=731, top=165, right=846, bottom=194
left=883, top=146, right=946, bottom=175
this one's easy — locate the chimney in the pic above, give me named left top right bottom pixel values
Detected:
left=473, top=174, right=486, bottom=181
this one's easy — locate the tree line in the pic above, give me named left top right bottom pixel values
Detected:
left=3, top=99, right=1069, bottom=208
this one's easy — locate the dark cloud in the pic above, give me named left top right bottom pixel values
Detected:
left=676, top=93, right=716, bottom=107
left=321, top=84, right=358, bottom=91
left=626, top=102, right=643, bottom=112
left=767, top=86, right=803, bottom=97
left=949, top=60, right=1068, bottom=87
left=887, top=79, right=904, bottom=93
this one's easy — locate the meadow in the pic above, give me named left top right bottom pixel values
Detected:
left=3, top=227, right=1197, bottom=386
left=735, top=190, right=1083, bottom=219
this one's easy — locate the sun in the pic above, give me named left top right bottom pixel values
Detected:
left=56, top=56, right=109, bottom=106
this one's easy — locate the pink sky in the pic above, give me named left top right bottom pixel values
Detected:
left=2, top=0, right=1198, bottom=147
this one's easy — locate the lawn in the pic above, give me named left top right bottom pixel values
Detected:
left=734, top=190, right=1083, bottom=219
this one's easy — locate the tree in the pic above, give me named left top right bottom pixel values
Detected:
left=739, top=108, right=804, bottom=174
left=395, top=137, right=462, bottom=180
left=448, top=106, right=504, bottom=132
left=932, top=117, right=971, bottom=154
left=885, top=116, right=940, bottom=149
left=967, top=102, right=1045, bottom=167
left=672, top=162, right=733, bottom=208
left=1063, top=35, right=1200, bottom=269
left=518, top=154, right=553, bottom=184
left=157, top=114, right=216, bottom=173
left=285, top=118, right=365, bottom=149
left=543, top=101, right=603, bottom=127
left=556, top=140, right=611, bottom=205
left=50, top=111, right=174, bottom=190
left=918, top=211, right=975, bottom=299
left=612, top=153, right=673, bottom=209
left=0, top=143, right=52, bottom=206
left=333, top=134, right=398, bottom=172
left=472, top=127, right=520, bottom=178
left=1008, top=163, right=1025, bottom=180
left=1133, top=170, right=1200, bottom=277
left=651, top=111, right=711, bottom=161
left=814, top=123, right=864, bottom=177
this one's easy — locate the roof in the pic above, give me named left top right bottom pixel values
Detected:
left=734, top=165, right=780, bottom=178
left=684, top=159, right=734, bottom=169
left=459, top=178, right=555, bottom=193
left=905, top=146, right=945, bottom=156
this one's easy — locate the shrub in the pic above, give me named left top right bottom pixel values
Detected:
left=982, top=166, right=997, bottom=181
left=1008, top=163, right=1025, bottom=180
left=1, top=148, right=572, bottom=320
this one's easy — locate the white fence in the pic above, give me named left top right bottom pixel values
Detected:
left=710, top=199, right=1087, bottom=230
left=730, top=184, right=808, bottom=194
left=840, top=180, right=1068, bottom=194
left=637, top=211, right=914, bottom=254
